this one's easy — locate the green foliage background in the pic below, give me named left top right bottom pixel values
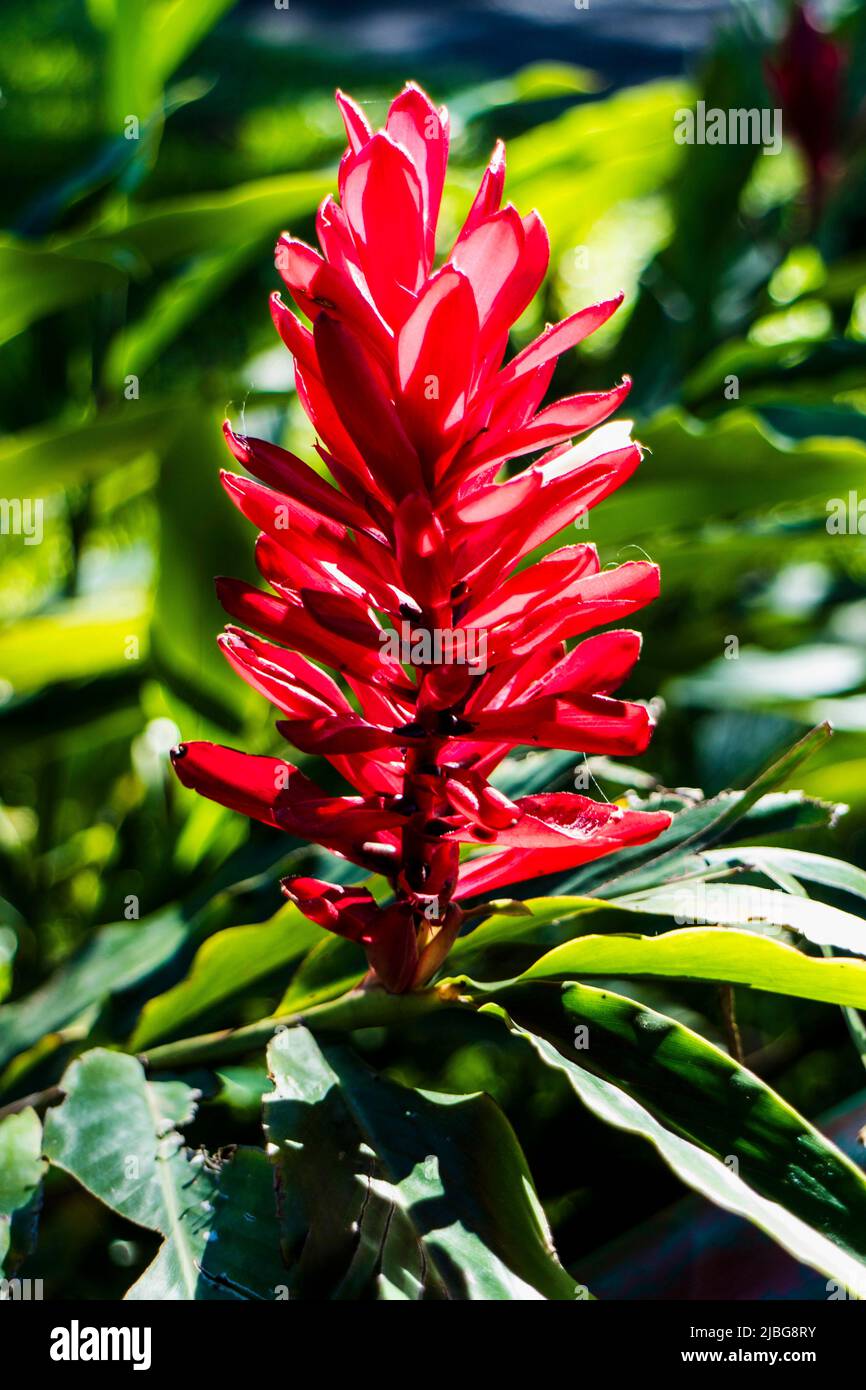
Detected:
left=2, top=0, right=866, bottom=1298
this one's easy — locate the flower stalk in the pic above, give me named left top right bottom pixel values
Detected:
left=140, top=980, right=473, bottom=1071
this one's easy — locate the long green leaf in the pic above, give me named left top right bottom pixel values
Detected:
left=129, top=904, right=325, bottom=1050
left=0, top=906, right=202, bottom=1077
left=449, top=896, right=632, bottom=980
left=702, top=846, right=866, bottom=903
left=617, top=882, right=866, bottom=954
left=450, top=861, right=866, bottom=982
left=0, top=402, right=180, bottom=494
left=0, top=239, right=126, bottom=346
left=0, top=594, right=150, bottom=695
left=567, top=724, right=832, bottom=899
left=150, top=0, right=238, bottom=84
left=520, top=927, right=866, bottom=1006
left=489, top=981, right=866, bottom=1289
left=574, top=408, right=866, bottom=594
left=55, top=170, right=333, bottom=269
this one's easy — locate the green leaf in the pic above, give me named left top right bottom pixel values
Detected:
left=520, top=927, right=866, bottom=1007
left=701, top=846, right=866, bottom=903
left=43, top=1050, right=215, bottom=1299
left=0, top=906, right=204, bottom=1077
left=101, top=245, right=257, bottom=389
left=0, top=238, right=127, bottom=346
left=505, top=80, right=689, bottom=251
left=450, top=862, right=866, bottom=985
left=0, top=1108, right=46, bottom=1272
left=0, top=926, right=16, bottom=1004
left=644, top=405, right=866, bottom=534
left=129, top=903, right=325, bottom=1050
left=617, top=883, right=866, bottom=955
left=562, top=408, right=866, bottom=592
left=0, top=593, right=150, bottom=696
left=275, top=933, right=365, bottom=1014
left=105, top=0, right=158, bottom=130
left=452, top=62, right=602, bottom=126
left=41, top=1053, right=287, bottom=1299
left=90, top=0, right=236, bottom=131
left=126, top=1146, right=289, bottom=1299
left=490, top=981, right=866, bottom=1289
left=449, top=896, right=632, bottom=980
left=55, top=169, right=333, bottom=269
left=264, top=1026, right=578, bottom=1301
left=669, top=644, right=866, bottom=710
left=153, top=1146, right=287, bottom=1302
left=150, top=0, right=238, bottom=86
left=563, top=724, right=833, bottom=898
left=0, top=401, right=179, bottom=495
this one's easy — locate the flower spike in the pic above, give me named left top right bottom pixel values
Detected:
left=171, top=83, right=671, bottom=991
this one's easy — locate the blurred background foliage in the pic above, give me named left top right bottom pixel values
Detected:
left=2, top=0, right=866, bottom=1298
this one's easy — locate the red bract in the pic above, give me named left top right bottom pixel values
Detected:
left=170, top=83, right=672, bottom=993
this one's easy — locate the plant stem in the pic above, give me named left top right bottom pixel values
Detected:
left=0, top=1085, right=65, bottom=1122
left=719, top=983, right=744, bottom=1063
left=139, top=981, right=473, bottom=1071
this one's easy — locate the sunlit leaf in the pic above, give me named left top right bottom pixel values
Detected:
left=520, top=926, right=866, bottom=1006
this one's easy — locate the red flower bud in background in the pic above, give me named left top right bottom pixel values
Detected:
left=171, top=83, right=671, bottom=992
left=766, top=3, right=848, bottom=215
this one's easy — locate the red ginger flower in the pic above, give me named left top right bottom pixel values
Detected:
left=171, top=83, right=672, bottom=993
